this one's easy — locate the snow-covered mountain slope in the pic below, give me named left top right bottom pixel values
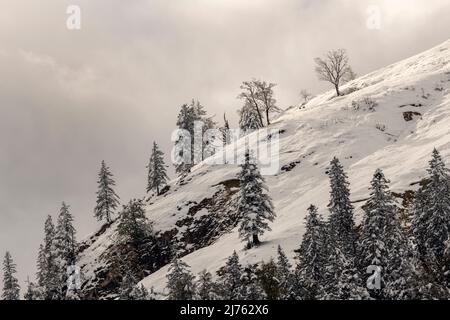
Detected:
left=78, top=39, right=450, bottom=298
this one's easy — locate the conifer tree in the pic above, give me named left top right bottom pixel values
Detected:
left=175, top=104, right=196, bottom=176
left=94, top=160, right=120, bottom=223
left=276, top=246, right=293, bottom=299
left=24, top=278, right=39, bottom=300
left=238, top=150, right=275, bottom=248
left=166, top=258, right=196, bottom=300
left=221, top=113, right=231, bottom=146
left=2, top=251, right=20, bottom=300
left=147, top=142, right=169, bottom=195
left=258, top=259, right=281, bottom=300
left=295, top=205, right=327, bottom=299
left=117, top=199, right=152, bottom=245
left=358, top=169, right=390, bottom=299
left=217, top=251, right=244, bottom=300
left=241, top=264, right=265, bottom=299
left=36, top=215, right=59, bottom=299
left=54, top=202, right=77, bottom=299
left=412, top=149, right=450, bottom=296
left=327, top=157, right=357, bottom=258
left=195, top=270, right=218, bottom=300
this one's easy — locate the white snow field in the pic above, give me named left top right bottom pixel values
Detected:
left=79, top=39, right=450, bottom=297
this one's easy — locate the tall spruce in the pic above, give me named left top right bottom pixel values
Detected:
left=195, top=270, right=218, bottom=300
left=94, top=160, right=120, bottom=223
left=241, top=264, right=265, bottom=299
left=295, top=205, right=327, bottom=299
left=147, top=142, right=169, bottom=195
left=327, top=157, right=357, bottom=258
left=166, top=258, right=196, bottom=300
left=216, top=251, right=244, bottom=300
left=358, top=169, right=390, bottom=299
left=2, top=251, right=20, bottom=300
left=412, top=149, right=450, bottom=294
left=36, top=215, right=59, bottom=299
left=238, top=150, right=275, bottom=248
left=54, top=202, right=77, bottom=299
left=276, top=245, right=293, bottom=299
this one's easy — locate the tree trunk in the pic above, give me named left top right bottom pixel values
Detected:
left=335, top=84, right=340, bottom=97
left=156, top=185, right=160, bottom=196
left=252, top=233, right=260, bottom=246
left=266, top=109, right=270, bottom=126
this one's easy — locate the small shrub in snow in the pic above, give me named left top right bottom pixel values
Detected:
left=351, top=97, right=378, bottom=112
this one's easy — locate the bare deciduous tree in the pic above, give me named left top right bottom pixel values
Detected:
left=238, top=79, right=278, bottom=126
left=314, top=49, right=354, bottom=97
left=300, top=89, right=312, bottom=104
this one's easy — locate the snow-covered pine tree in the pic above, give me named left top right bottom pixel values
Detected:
left=412, top=149, right=450, bottom=292
left=175, top=103, right=196, bottom=176
left=24, top=277, right=39, bottom=300
left=94, top=160, right=120, bottom=223
left=241, top=264, right=265, bottom=300
left=327, top=157, right=357, bottom=258
left=238, top=150, right=275, bottom=248
left=36, top=215, right=59, bottom=300
left=371, top=169, right=415, bottom=299
left=323, top=161, right=368, bottom=300
left=358, top=169, right=390, bottom=299
left=2, top=251, right=20, bottom=300
left=195, top=270, right=218, bottom=300
left=276, top=245, right=293, bottom=299
left=54, top=202, right=77, bottom=299
left=166, top=258, right=196, bottom=300
left=221, top=113, right=231, bottom=146
left=115, top=198, right=153, bottom=280
left=147, top=141, right=169, bottom=195
left=295, top=205, right=328, bottom=299
left=216, top=251, right=244, bottom=300
left=117, top=199, right=152, bottom=245
left=258, top=259, right=281, bottom=300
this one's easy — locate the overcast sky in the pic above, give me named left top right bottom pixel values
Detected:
left=1, top=0, right=449, bottom=288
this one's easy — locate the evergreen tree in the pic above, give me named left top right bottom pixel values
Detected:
left=175, top=103, right=196, bottom=176
left=147, top=142, right=169, bottom=195
left=24, top=278, right=39, bottom=300
left=413, top=149, right=450, bottom=292
left=54, top=202, right=77, bottom=299
left=117, top=199, right=152, bottom=245
left=221, top=113, right=231, bottom=146
left=238, top=150, right=275, bottom=248
left=358, top=169, right=390, bottom=299
left=295, top=205, right=327, bottom=299
left=116, top=199, right=153, bottom=280
left=2, top=251, right=20, bottom=300
left=166, top=258, right=196, bottom=300
left=217, top=251, right=244, bottom=300
left=241, top=264, right=265, bottom=300
left=195, top=270, right=218, bottom=300
left=258, top=259, right=281, bottom=300
left=327, top=157, right=357, bottom=258
left=94, top=160, right=120, bottom=223
left=36, top=215, right=59, bottom=300
left=276, top=246, right=293, bottom=299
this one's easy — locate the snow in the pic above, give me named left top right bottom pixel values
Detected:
left=80, top=39, right=450, bottom=297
